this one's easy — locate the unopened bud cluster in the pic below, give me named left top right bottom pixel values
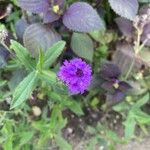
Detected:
left=133, top=6, right=150, bottom=33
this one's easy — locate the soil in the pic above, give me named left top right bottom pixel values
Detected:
left=117, top=136, right=150, bottom=150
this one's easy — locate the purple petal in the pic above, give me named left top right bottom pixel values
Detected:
left=100, top=63, right=121, bottom=79
left=43, top=11, right=60, bottom=23
left=115, top=17, right=133, bottom=37
left=119, top=81, right=132, bottom=92
left=18, top=0, right=49, bottom=13
left=63, top=2, right=104, bottom=32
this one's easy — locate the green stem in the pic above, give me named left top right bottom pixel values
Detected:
left=124, top=28, right=142, bottom=79
left=124, top=56, right=136, bottom=80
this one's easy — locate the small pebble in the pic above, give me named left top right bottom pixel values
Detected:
left=32, top=106, right=41, bottom=117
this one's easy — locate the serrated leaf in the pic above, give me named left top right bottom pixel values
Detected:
left=134, top=109, right=150, bottom=124
left=108, top=0, right=139, bottom=20
left=134, top=93, right=149, bottom=108
left=63, top=2, right=105, bottom=32
left=67, top=100, right=84, bottom=116
left=10, top=40, right=35, bottom=70
left=44, top=41, right=66, bottom=68
left=19, top=131, right=34, bottom=146
left=123, top=111, right=136, bottom=140
left=55, top=135, right=72, bottom=150
left=23, top=23, right=61, bottom=56
left=38, top=70, right=57, bottom=86
left=10, top=71, right=38, bottom=109
left=71, top=33, right=94, bottom=61
left=36, top=49, right=44, bottom=72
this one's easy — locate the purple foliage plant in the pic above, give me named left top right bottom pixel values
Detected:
left=18, top=0, right=104, bottom=32
left=100, top=63, right=132, bottom=105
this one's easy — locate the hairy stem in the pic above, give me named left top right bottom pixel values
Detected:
left=124, top=28, right=142, bottom=80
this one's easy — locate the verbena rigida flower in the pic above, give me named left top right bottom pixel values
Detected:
left=100, top=63, right=132, bottom=104
left=58, top=58, right=92, bottom=94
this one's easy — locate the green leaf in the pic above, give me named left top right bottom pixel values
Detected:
left=38, top=70, right=57, bottom=86
left=10, top=71, right=38, bottom=109
left=138, top=0, right=150, bottom=3
left=36, top=49, right=44, bottom=72
left=71, top=33, right=94, bottom=61
left=19, top=132, right=33, bottom=146
left=134, top=109, right=150, bottom=124
left=10, top=40, right=35, bottom=70
left=67, top=100, right=84, bottom=116
left=113, top=101, right=130, bottom=112
left=134, top=93, right=149, bottom=108
left=123, top=111, right=136, bottom=140
left=0, top=80, right=7, bottom=88
left=55, top=135, right=72, bottom=150
left=1, top=121, right=13, bottom=150
left=87, top=138, right=98, bottom=150
left=44, top=41, right=66, bottom=68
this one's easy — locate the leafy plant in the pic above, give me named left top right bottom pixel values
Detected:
left=113, top=93, right=150, bottom=140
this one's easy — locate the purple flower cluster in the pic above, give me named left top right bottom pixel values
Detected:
left=58, top=58, right=92, bottom=94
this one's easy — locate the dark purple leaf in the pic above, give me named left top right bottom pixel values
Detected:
left=106, top=90, right=125, bottom=106
left=15, top=18, right=29, bottom=41
left=112, top=42, right=150, bottom=75
left=139, top=4, right=150, bottom=15
left=119, top=81, right=132, bottom=92
left=18, top=0, right=49, bottom=13
left=0, top=47, right=9, bottom=68
left=43, top=10, right=60, bottom=23
left=23, top=23, right=61, bottom=56
left=108, top=0, right=139, bottom=20
left=141, top=23, right=150, bottom=46
left=115, top=17, right=133, bottom=37
left=100, top=63, right=121, bottom=79
left=63, top=2, right=104, bottom=32
left=101, top=81, right=114, bottom=92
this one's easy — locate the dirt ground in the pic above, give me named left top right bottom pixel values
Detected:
left=117, top=136, right=150, bottom=150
